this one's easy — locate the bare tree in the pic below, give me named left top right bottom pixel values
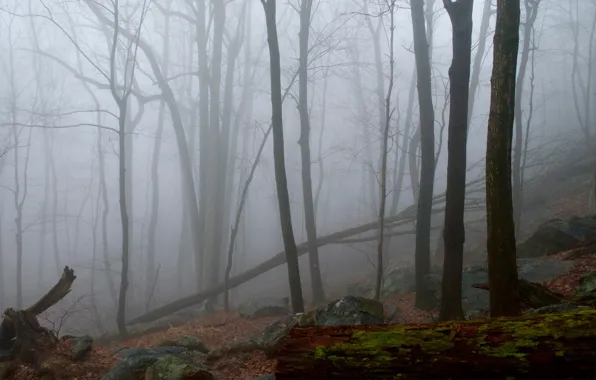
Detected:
left=410, top=0, right=436, bottom=310
left=374, top=0, right=396, bottom=301
left=486, top=0, right=521, bottom=318
left=512, top=0, right=541, bottom=236
left=297, top=0, right=325, bottom=305
left=439, top=0, right=474, bottom=322
left=468, top=0, right=494, bottom=123
left=146, top=1, right=172, bottom=310
left=261, top=0, right=305, bottom=313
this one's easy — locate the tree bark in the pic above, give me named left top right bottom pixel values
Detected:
left=262, top=0, right=305, bottom=313
left=486, top=0, right=522, bottom=318
left=439, top=0, right=474, bottom=322
left=275, top=310, right=596, bottom=379
left=410, top=0, right=436, bottom=310
left=0, top=267, right=76, bottom=376
left=298, top=0, right=325, bottom=306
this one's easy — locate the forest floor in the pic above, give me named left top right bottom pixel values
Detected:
left=6, top=189, right=595, bottom=379
left=7, top=247, right=596, bottom=380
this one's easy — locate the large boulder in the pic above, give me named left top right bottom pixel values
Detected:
left=103, top=347, right=190, bottom=380
left=238, top=297, right=290, bottom=319
left=517, top=216, right=596, bottom=258
left=577, top=271, right=596, bottom=297
left=257, top=295, right=384, bottom=353
left=144, top=355, right=214, bottom=380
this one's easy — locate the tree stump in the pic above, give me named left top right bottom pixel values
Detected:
left=275, top=310, right=596, bottom=379
left=0, top=266, right=76, bottom=379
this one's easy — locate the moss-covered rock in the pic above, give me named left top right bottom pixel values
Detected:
left=144, top=355, right=214, bottom=380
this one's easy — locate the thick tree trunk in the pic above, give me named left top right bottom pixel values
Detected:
left=486, top=0, right=522, bottom=318
left=410, top=0, right=436, bottom=310
left=439, top=0, right=474, bottom=322
left=275, top=310, right=596, bottom=379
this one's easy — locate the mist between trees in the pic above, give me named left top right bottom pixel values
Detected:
left=0, top=0, right=593, bottom=336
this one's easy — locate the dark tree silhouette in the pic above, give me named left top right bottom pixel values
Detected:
left=486, top=0, right=522, bottom=318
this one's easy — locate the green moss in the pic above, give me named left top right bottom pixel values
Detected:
left=312, top=310, right=596, bottom=367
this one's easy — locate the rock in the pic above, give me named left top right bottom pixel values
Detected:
left=102, top=347, right=190, bottom=380
left=523, top=303, right=592, bottom=315
left=113, top=346, right=187, bottom=358
left=257, top=296, right=384, bottom=354
left=425, top=258, right=573, bottom=314
left=380, top=267, right=416, bottom=297
left=156, top=335, right=209, bottom=354
left=68, top=335, right=93, bottom=360
left=383, top=304, right=399, bottom=323
left=145, top=355, right=214, bottom=380
left=238, top=297, right=290, bottom=319
left=578, top=271, right=596, bottom=297
left=517, top=216, right=596, bottom=258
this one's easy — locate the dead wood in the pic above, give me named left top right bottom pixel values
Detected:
left=0, top=266, right=77, bottom=379
left=275, top=310, right=596, bottom=379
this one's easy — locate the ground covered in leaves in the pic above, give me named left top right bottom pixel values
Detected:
left=7, top=244, right=596, bottom=380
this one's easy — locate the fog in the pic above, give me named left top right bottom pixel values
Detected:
left=0, top=0, right=593, bottom=335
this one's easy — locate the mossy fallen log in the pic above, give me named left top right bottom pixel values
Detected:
left=275, top=310, right=596, bottom=379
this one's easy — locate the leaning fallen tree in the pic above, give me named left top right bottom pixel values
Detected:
left=0, top=267, right=76, bottom=377
left=274, top=310, right=596, bottom=379
left=128, top=179, right=485, bottom=325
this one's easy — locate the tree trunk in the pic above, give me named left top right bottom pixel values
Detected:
left=486, top=0, right=522, bottom=318
left=275, top=310, right=596, bottom=379
left=0, top=267, right=76, bottom=376
left=374, top=1, right=396, bottom=300
left=410, top=0, right=436, bottom=310
left=439, top=0, right=474, bottom=322
left=512, top=0, right=540, bottom=237
left=146, top=5, right=171, bottom=308
left=195, top=0, right=210, bottom=291
left=298, top=0, right=325, bottom=306
left=262, top=0, right=305, bottom=314
left=127, top=176, right=485, bottom=325
left=224, top=126, right=272, bottom=310
left=116, top=99, right=131, bottom=338
left=468, top=0, right=493, bottom=124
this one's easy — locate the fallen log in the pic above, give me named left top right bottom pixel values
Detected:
left=128, top=178, right=486, bottom=325
left=0, top=266, right=76, bottom=378
left=275, top=310, right=596, bottom=379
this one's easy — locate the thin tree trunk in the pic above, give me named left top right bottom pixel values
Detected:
left=262, top=0, right=305, bottom=313
left=146, top=4, right=171, bottom=308
left=224, top=126, right=272, bottom=310
left=512, top=0, right=540, bottom=237
left=374, top=1, right=396, bottom=301
left=298, top=0, right=325, bottom=305
left=486, top=0, right=521, bottom=318
left=439, top=0, right=474, bottom=322
left=411, top=0, right=436, bottom=310
left=468, top=0, right=493, bottom=124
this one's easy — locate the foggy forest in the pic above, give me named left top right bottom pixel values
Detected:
left=0, top=0, right=596, bottom=378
